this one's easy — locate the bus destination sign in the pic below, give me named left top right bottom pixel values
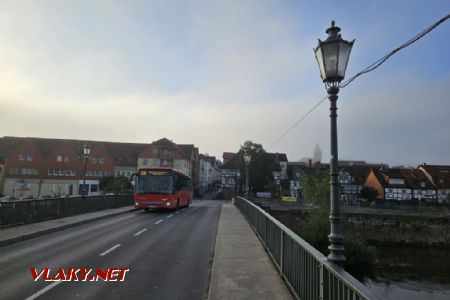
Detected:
left=140, top=170, right=170, bottom=176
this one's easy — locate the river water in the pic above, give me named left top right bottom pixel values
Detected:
left=268, top=210, right=450, bottom=299
left=360, top=246, right=450, bottom=299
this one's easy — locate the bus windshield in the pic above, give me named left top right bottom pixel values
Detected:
left=136, top=175, right=172, bottom=194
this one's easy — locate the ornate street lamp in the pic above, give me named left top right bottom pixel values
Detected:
left=244, top=153, right=251, bottom=199
left=82, top=143, right=91, bottom=197
left=314, top=21, right=354, bottom=265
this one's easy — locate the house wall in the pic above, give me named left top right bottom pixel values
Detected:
left=364, top=171, right=384, bottom=199
left=384, top=188, right=412, bottom=200
left=3, top=142, right=44, bottom=198
left=438, top=189, right=450, bottom=203
left=84, top=145, right=115, bottom=180
left=138, top=144, right=192, bottom=177
left=0, top=163, right=4, bottom=195
left=115, top=166, right=136, bottom=178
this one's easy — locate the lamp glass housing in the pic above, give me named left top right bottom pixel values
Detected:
left=83, top=143, right=91, bottom=157
left=314, top=22, right=354, bottom=84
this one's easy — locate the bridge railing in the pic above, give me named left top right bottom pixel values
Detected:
left=0, top=194, right=133, bottom=229
left=235, top=196, right=378, bottom=300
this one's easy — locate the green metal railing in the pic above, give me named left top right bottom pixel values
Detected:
left=0, top=195, right=133, bottom=229
left=235, top=196, right=378, bottom=300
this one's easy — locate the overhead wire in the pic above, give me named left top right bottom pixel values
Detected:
left=264, top=13, right=450, bottom=152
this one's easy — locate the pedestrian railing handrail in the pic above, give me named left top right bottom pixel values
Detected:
left=0, top=194, right=133, bottom=229
left=235, top=196, right=378, bottom=300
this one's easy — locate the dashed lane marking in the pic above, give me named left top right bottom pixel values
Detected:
left=25, top=281, right=63, bottom=300
left=100, top=244, right=121, bottom=256
left=134, top=228, right=147, bottom=236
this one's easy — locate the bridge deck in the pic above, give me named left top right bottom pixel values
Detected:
left=208, top=202, right=292, bottom=300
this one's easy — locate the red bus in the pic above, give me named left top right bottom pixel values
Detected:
left=133, top=167, right=193, bottom=210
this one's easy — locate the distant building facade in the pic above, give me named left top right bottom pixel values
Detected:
left=0, top=136, right=200, bottom=198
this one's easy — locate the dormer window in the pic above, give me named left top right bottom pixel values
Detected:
left=388, top=178, right=404, bottom=185
left=19, top=154, right=25, bottom=161
left=27, top=154, right=33, bottom=161
left=56, top=155, right=62, bottom=162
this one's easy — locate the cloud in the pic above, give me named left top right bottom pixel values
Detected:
left=0, top=0, right=448, bottom=166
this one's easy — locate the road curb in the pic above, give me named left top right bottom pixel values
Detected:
left=0, top=208, right=137, bottom=247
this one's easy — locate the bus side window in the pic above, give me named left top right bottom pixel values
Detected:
left=174, top=174, right=182, bottom=192
left=180, top=176, right=187, bottom=191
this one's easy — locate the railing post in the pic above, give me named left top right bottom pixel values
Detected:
left=265, top=216, right=267, bottom=245
left=319, top=261, right=324, bottom=300
left=280, top=230, right=284, bottom=275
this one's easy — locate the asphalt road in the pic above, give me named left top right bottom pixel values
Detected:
left=0, top=200, right=224, bottom=300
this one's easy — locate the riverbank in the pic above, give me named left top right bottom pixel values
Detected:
left=269, top=208, right=450, bottom=246
left=268, top=208, right=450, bottom=299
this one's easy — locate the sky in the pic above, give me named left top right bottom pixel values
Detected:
left=0, top=0, right=449, bottom=167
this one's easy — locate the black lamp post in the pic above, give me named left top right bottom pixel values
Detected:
left=244, top=153, right=251, bottom=199
left=236, top=170, right=241, bottom=195
left=314, top=21, right=354, bottom=265
left=82, top=143, right=91, bottom=197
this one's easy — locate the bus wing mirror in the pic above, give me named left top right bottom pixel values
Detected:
left=130, top=173, right=139, bottom=192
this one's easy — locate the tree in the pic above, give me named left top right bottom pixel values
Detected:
left=100, top=176, right=133, bottom=194
left=238, top=141, right=275, bottom=193
left=359, top=186, right=378, bottom=202
left=300, top=170, right=376, bottom=268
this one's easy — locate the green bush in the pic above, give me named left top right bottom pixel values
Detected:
left=343, top=238, right=376, bottom=268
left=300, top=170, right=376, bottom=268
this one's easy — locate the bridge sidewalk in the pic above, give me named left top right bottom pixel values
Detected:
left=208, top=202, right=293, bottom=300
left=0, top=206, right=135, bottom=246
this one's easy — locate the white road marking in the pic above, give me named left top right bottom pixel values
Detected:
left=25, top=281, right=63, bottom=300
left=134, top=228, right=147, bottom=236
left=155, top=219, right=163, bottom=225
left=100, top=244, right=121, bottom=256
left=167, top=214, right=173, bottom=218
left=175, top=211, right=180, bottom=214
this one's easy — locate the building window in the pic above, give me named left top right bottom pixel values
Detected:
left=153, top=148, right=159, bottom=155
left=99, top=158, right=105, bottom=164
left=64, top=156, right=69, bottom=163
left=143, top=159, right=148, bottom=166
left=57, top=155, right=62, bottom=162
left=48, top=169, right=53, bottom=176
left=26, top=154, right=33, bottom=161
left=161, top=149, right=172, bottom=158
left=65, top=170, right=70, bottom=176
left=19, top=154, right=25, bottom=161
left=152, top=160, right=158, bottom=166
left=91, top=158, right=98, bottom=164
